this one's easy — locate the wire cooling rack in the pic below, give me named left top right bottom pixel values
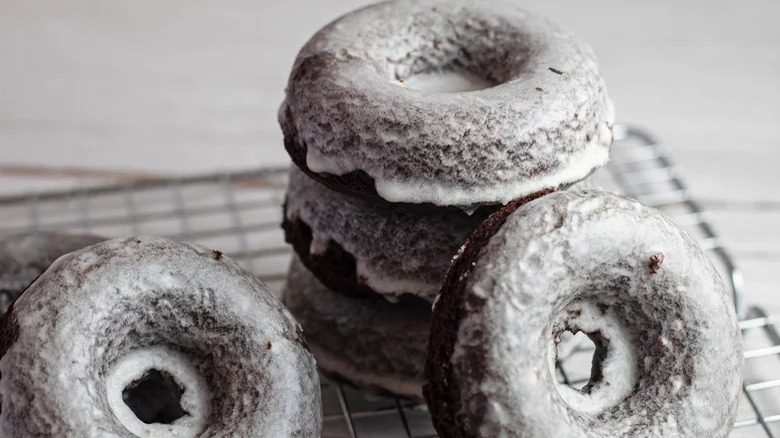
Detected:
left=0, top=125, right=777, bottom=437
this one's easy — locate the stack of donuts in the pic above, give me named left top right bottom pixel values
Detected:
left=0, top=1, right=745, bottom=437
left=280, top=2, right=743, bottom=437
left=279, top=0, right=614, bottom=398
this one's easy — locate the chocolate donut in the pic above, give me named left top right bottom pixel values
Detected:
left=0, top=232, right=105, bottom=315
left=425, top=190, right=742, bottom=437
left=281, top=0, right=614, bottom=208
left=0, top=237, right=321, bottom=437
left=283, top=166, right=495, bottom=302
left=283, top=256, right=430, bottom=399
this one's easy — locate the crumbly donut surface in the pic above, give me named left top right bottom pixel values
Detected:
left=283, top=257, right=430, bottom=399
left=0, top=237, right=321, bottom=438
left=281, top=0, right=614, bottom=207
left=0, top=232, right=105, bottom=314
left=425, top=190, right=742, bottom=437
left=284, top=167, right=491, bottom=301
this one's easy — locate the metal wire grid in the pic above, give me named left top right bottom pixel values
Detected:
left=0, top=125, right=775, bottom=437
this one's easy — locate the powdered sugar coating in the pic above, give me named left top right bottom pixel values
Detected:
left=283, top=257, right=430, bottom=398
left=427, top=190, right=742, bottom=437
left=284, top=167, right=488, bottom=301
left=0, top=237, right=321, bottom=437
left=0, top=232, right=105, bottom=315
left=281, top=0, right=614, bottom=207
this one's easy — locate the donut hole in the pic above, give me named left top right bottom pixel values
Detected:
left=385, top=16, right=532, bottom=92
left=102, top=294, right=283, bottom=435
left=401, top=68, right=495, bottom=93
left=554, top=330, right=598, bottom=391
left=549, top=301, right=638, bottom=414
left=122, top=369, right=188, bottom=424
left=106, top=346, right=210, bottom=436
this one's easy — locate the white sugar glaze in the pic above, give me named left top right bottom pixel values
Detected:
left=0, top=237, right=321, bottom=437
left=282, top=0, right=614, bottom=207
left=285, top=166, right=487, bottom=300
left=428, top=190, right=742, bottom=437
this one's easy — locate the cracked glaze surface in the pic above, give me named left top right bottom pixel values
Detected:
left=426, top=190, right=742, bottom=437
left=281, top=0, right=614, bottom=207
left=0, top=237, right=321, bottom=438
left=283, top=257, right=430, bottom=399
left=0, top=232, right=105, bottom=315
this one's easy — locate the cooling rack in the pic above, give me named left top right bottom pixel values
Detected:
left=0, top=125, right=777, bottom=437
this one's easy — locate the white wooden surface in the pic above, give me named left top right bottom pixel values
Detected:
left=0, top=0, right=778, bottom=315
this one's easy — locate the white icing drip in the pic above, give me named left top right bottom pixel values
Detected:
left=397, top=70, right=493, bottom=93
left=460, top=205, right=480, bottom=216
left=307, top=225, right=449, bottom=296
left=306, top=146, right=356, bottom=176
left=374, top=135, right=610, bottom=207
left=355, top=259, right=439, bottom=296
left=300, top=124, right=612, bottom=209
left=308, top=233, right=329, bottom=256
left=106, top=347, right=209, bottom=438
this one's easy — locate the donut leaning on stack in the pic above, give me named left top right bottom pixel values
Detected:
left=425, top=190, right=742, bottom=437
left=279, top=0, right=614, bottom=398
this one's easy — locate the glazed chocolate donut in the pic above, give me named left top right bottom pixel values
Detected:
left=283, top=256, right=430, bottom=399
left=281, top=0, right=614, bottom=207
left=283, top=168, right=602, bottom=303
left=425, top=190, right=742, bottom=437
left=283, top=166, right=499, bottom=302
left=0, top=237, right=321, bottom=437
left=0, top=232, right=105, bottom=315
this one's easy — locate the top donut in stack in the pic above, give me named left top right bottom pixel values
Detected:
left=281, top=0, right=613, bottom=209
left=279, top=0, right=613, bottom=396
